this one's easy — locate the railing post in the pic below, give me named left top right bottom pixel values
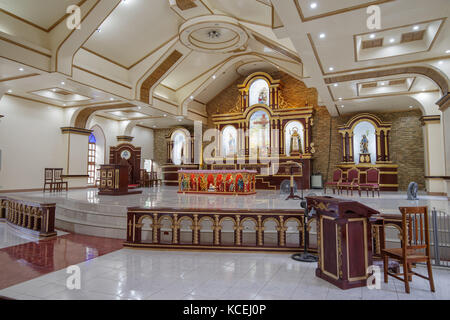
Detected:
left=431, top=208, right=440, bottom=266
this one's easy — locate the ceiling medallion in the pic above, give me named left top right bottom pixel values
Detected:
left=179, top=15, right=248, bottom=53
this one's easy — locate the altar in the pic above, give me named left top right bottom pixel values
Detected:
left=178, top=169, right=256, bottom=195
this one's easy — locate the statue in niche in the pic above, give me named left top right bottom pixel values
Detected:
left=360, top=134, right=369, bottom=154
left=289, top=127, right=303, bottom=156
left=258, top=88, right=268, bottom=105
left=227, top=133, right=236, bottom=156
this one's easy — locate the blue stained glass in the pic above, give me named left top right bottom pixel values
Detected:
left=89, top=133, right=96, bottom=143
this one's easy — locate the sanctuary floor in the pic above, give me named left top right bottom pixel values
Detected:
left=0, top=186, right=449, bottom=300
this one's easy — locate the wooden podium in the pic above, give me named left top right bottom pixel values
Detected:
left=306, top=196, right=379, bottom=289
left=98, top=164, right=142, bottom=196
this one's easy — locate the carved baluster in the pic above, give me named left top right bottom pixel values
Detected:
left=21, top=205, right=26, bottom=227
left=234, top=215, right=242, bottom=246
left=278, top=215, right=286, bottom=247
left=214, top=214, right=220, bottom=245
left=257, top=215, right=263, bottom=246
left=192, top=214, right=199, bottom=245
left=152, top=213, right=159, bottom=244
left=172, top=214, right=179, bottom=244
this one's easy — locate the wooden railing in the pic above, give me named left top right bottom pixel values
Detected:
left=1, top=197, right=56, bottom=238
left=124, top=207, right=317, bottom=253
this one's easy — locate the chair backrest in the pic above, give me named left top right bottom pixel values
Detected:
left=399, top=206, right=430, bottom=253
left=44, top=168, right=54, bottom=182
left=366, top=168, right=379, bottom=184
left=332, top=169, right=342, bottom=182
left=54, top=168, right=63, bottom=181
left=347, top=168, right=359, bottom=182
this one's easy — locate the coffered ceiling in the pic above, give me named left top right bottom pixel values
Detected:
left=0, top=0, right=448, bottom=128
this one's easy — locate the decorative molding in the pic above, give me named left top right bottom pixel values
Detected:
left=117, top=135, right=134, bottom=142
left=0, top=73, right=40, bottom=83
left=72, top=65, right=132, bottom=89
left=74, top=103, right=135, bottom=128
left=60, top=127, right=93, bottom=135
left=436, top=93, right=450, bottom=111
left=420, top=115, right=440, bottom=126
left=252, top=33, right=302, bottom=64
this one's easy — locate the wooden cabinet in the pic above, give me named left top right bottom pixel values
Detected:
left=98, top=165, right=141, bottom=196
left=306, top=196, right=379, bottom=289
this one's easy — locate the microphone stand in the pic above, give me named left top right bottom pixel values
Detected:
left=291, top=198, right=318, bottom=262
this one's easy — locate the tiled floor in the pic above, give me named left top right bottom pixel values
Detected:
left=0, top=248, right=448, bottom=300
left=0, top=223, right=123, bottom=291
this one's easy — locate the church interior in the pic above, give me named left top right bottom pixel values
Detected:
left=0, top=0, right=449, bottom=302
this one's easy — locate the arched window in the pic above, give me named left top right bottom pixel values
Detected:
left=171, top=130, right=188, bottom=165
left=87, top=133, right=96, bottom=185
left=222, top=125, right=237, bottom=157
left=353, top=121, right=376, bottom=164
left=249, top=79, right=269, bottom=106
left=249, top=110, right=270, bottom=156
left=284, top=121, right=305, bottom=156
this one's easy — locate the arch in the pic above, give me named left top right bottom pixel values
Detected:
left=248, top=108, right=271, bottom=156
left=137, top=214, right=153, bottom=225
left=284, top=217, right=303, bottom=230
left=353, top=121, right=376, bottom=165
left=262, top=217, right=280, bottom=228
left=90, top=124, right=106, bottom=165
left=263, top=217, right=279, bottom=246
left=73, top=103, right=134, bottom=128
left=249, top=78, right=270, bottom=107
left=324, top=66, right=449, bottom=96
left=240, top=217, right=257, bottom=246
left=178, top=216, right=194, bottom=244
left=221, top=125, right=238, bottom=157
left=219, top=217, right=236, bottom=245
left=199, top=216, right=214, bottom=245
left=284, top=217, right=302, bottom=247
left=138, top=215, right=153, bottom=243
left=284, top=120, right=305, bottom=155
left=239, top=71, right=280, bottom=91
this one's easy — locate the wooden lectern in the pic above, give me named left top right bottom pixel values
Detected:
left=306, top=196, right=379, bottom=289
left=98, top=164, right=142, bottom=196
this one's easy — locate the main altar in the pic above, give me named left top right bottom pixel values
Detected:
left=206, top=72, right=315, bottom=190
left=178, top=169, right=256, bottom=195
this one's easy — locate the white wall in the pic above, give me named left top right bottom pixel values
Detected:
left=0, top=95, right=66, bottom=190
left=131, top=125, right=154, bottom=167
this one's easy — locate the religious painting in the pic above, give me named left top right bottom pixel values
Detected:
left=172, top=130, right=187, bottom=165
left=249, top=79, right=269, bottom=106
left=222, top=125, right=237, bottom=157
left=249, top=110, right=271, bottom=156
left=284, top=121, right=305, bottom=156
left=353, top=121, right=376, bottom=164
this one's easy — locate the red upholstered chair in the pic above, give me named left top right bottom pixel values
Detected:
left=338, top=168, right=360, bottom=196
left=359, top=168, right=380, bottom=197
left=324, top=169, right=342, bottom=194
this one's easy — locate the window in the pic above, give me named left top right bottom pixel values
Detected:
left=88, top=133, right=96, bottom=185
left=144, top=159, right=153, bottom=172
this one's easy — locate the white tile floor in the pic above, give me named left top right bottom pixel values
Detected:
left=0, top=248, right=448, bottom=300
left=0, top=223, right=67, bottom=249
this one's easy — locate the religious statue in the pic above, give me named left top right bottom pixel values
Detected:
left=289, top=127, right=303, bottom=156
left=199, top=175, right=207, bottom=191
left=227, top=133, right=235, bottom=156
left=360, top=134, right=369, bottom=154
left=181, top=174, right=189, bottom=191
left=359, top=133, right=371, bottom=163
left=237, top=176, right=244, bottom=192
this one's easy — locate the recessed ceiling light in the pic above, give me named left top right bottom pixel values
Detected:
left=61, top=81, right=65, bottom=85
left=438, top=60, right=443, bottom=65
left=369, top=34, right=376, bottom=39
left=310, top=2, right=317, bottom=9
left=338, top=97, right=342, bottom=100
left=110, top=97, right=114, bottom=101
left=413, top=25, right=419, bottom=31
left=333, top=83, right=338, bottom=87
left=409, top=105, right=413, bottom=109
left=380, top=81, right=386, bottom=86
left=190, top=96, right=194, bottom=100
left=340, top=105, right=344, bottom=108
left=138, top=106, right=141, bottom=109
left=7, top=89, right=12, bottom=93
left=212, top=75, right=216, bottom=80
left=63, top=104, right=66, bottom=106
left=153, top=125, right=157, bottom=128
left=52, top=89, right=56, bottom=92
left=319, top=33, right=326, bottom=39
left=446, top=50, right=450, bottom=54
left=19, top=68, right=24, bottom=71
left=328, top=67, right=334, bottom=71
left=96, top=28, right=101, bottom=33
left=389, top=38, right=395, bottom=43
left=163, top=114, right=167, bottom=117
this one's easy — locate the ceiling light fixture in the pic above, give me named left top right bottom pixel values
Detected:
left=389, top=38, right=395, bottom=43
left=310, top=2, right=317, bottom=9
left=413, top=25, right=419, bottom=31
left=212, top=75, right=216, bottom=80
left=340, top=105, right=344, bottom=108
left=7, top=89, right=12, bottom=93
left=338, top=97, right=342, bottom=100
left=328, top=67, right=334, bottom=71
left=207, top=30, right=221, bottom=39
left=409, top=105, right=413, bottom=109
left=446, top=50, right=450, bottom=54
left=370, top=34, right=375, bottom=39
left=333, top=83, right=338, bottom=87
left=96, top=28, right=101, bottom=33
left=319, top=33, right=326, bottom=39
left=190, top=96, right=194, bottom=100
left=61, top=81, right=65, bottom=85
left=438, top=61, right=443, bottom=65
left=163, top=114, right=167, bottom=117
left=19, top=68, right=24, bottom=71
left=110, top=97, right=115, bottom=101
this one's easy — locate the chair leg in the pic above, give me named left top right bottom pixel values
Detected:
left=383, top=255, right=388, bottom=283
left=403, top=260, right=410, bottom=293
left=426, top=259, right=435, bottom=292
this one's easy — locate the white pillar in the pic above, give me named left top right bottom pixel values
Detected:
left=437, top=94, right=450, bottom=198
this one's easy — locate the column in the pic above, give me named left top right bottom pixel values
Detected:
left=421, top=115, right=446, bottom=195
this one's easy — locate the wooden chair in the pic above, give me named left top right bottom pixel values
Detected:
left=324, top=169, right=342, bottom=195
left=359, top=168, right=380, bottom=197
left=381, top=206, right=435, bottom=294
left=53, top=168, right=68, bottom=192
left=43, top=168, right=55, bottom=192
left=338, top=168, right=360, bottom=196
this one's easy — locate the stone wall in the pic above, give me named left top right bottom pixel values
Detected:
left=312, top=107, right=425, bottom=190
